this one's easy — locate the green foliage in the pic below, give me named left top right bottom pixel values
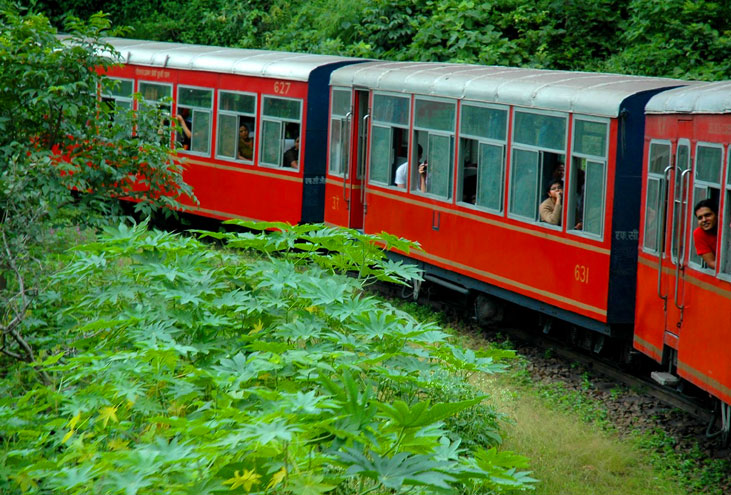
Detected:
left=47, top=0, right=729, bottom=80
left=0, top=221, right=534, bottom=494
left=0, top=4, right=191, bottom=366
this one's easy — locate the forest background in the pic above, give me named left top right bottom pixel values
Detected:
left=34, top=0, right=731, bottom=80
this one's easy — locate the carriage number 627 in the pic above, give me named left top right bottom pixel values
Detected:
left=274, top=81, right=291, bottom=95
left=574, top=264, right=589, bottom=284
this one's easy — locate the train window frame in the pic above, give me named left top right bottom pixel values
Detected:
left=368, top=91, right=411, bottom=188
left=456, top=101, right=509, bottom=213
left=641, top=139, right=672, bottom=255
left=567, top=116, right=610, bottom=240
left=720, top=146, right=731, bottom=280
left=508, top=108, right=568, bottom=227
left=100, top=77, right=134, bottom=112
left=138, top=80, right=173, bottom=143
left=176, top=85, right=214, bottom=156
left=215, top=90, right=258, bottom=164
left=688, top=141, right=724, bottom=272
left=328, top=87, right=352, bottom=178
left=259, top=95, right=303, bottom=171
left=411, top=96, right=457, bottom=200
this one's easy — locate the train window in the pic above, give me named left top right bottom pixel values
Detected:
left=689, top=143, right=723, bottom=269
left=568, top=118, right=608, bottom=236
left=216, top=91, right=257, bottom=163
left=260, top=96, right=302, bottom=169
left=369, top=93, right=410, bottom=187
left=457, top=104, right=507, bottom=210
left=412, top=98, right=456, bottom=199
left=721, top=147, right=731, bottom=277
left=643, top=141, right=671, bottom=253
left=329, top=88, right=351, bottom=177
left=176, top=86, right=213, bottom=155
left=139, top=81, right=172, bottom=112
left=509, top=110, right=567, bottom=223
left=671, top=142, right=691, bottom=261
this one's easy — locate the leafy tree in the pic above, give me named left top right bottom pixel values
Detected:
left=0, top=4, right=191, bottom=371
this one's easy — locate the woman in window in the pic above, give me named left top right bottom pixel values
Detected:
left=540, top=179, right=563, bottom=225
left=237, top=124, right=254, bottom=161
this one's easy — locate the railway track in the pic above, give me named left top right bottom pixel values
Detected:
left=372, top=279, right=725, bottom=443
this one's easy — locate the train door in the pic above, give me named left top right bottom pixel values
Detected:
left=328, top=88, right=369, bottom=229
left=644, top=137, right=691, bottom=350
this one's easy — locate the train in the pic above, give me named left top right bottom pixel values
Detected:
left=95, top=37, right=730, bottom=441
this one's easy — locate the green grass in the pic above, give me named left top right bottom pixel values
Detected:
left=478, top=375, right=687, bottom=495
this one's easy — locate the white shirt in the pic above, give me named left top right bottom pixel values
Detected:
left=395, top=162, right=408, bottom=187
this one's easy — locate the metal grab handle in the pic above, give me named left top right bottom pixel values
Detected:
left=674, top=169, right=692, bottom=309
left=657, top=164, right=673, bottom=302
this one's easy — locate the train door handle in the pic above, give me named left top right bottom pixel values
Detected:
left=432, top=211, right=440, bottom=231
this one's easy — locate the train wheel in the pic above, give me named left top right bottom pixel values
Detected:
left=474, top=293, right=504, bottom=326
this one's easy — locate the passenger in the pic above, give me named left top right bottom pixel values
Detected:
left=175, top=108, right=192, bottom=149
left=539, top=179, right=563, bottom=225
left=283, top=137, right=299, bottom=168
left=395, top=144, right=422, bottom=189
left=237, top=124, right=253, bottom=160
left=552, top=161, right=565, bottom=181
left=693, top=199, right=718, bottom=269
left=417, top=156, right=428, bottom=193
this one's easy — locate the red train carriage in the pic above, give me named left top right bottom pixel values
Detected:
left=634, top=82, right=731, bottom=437
left=325, top=62, right=689, bottom=337
left=100, top=38, right=361, bottom=224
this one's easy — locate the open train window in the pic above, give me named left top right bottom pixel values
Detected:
left=369, top=93, right=410, bottom=187
left=412, top=97, right=456, bottom=199
left=176, top=86, right=213, bottom=155
left=329, top=88, right=351, bottom=177
left=457, top=103, right=507, bottom=211
left=568, top=118, right=608, bottom=237
left=260, top=96, right=302, bottom=169
left=721, top=147, right=731, bottom=278
left=509, top=110, right=567, bottom=225
left=216, top=91, right=257, bottom=163
left=642, top=141, right=671, bottom=254
left=689, top=143, right=723, bottom=270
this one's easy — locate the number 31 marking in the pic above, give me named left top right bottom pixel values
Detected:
left=274, top=81, right=291, bottom=95
left=574, top=264, right=589, bottom=284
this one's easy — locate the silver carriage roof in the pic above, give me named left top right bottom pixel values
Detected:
left=98, top=37, right=361, bottom=82
left=330, top=61, right=694, bottom=118
left=645, top=81, right=731, bottom=114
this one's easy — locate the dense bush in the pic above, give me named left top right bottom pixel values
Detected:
left=0, top=222, right=536, bottom=494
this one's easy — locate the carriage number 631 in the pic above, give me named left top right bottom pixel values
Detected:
left=574, top=264, right=589, bottom=284
left=274, top=81, right=291, bottom=95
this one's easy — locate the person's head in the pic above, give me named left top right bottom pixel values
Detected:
left=417, top=144, right=423, bottom=160
left=547, top=179, right=563, bottom=200
left=239, top=124, right=250, bottom=139
left=554, top=162, right=565, bottom=178
left=294, top=136, right=300, bottom=149
left=694, top=199, right=718, bottom=232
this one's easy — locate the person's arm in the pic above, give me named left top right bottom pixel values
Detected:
left=418, top=162, right=427, bottom=192
left=540, top=197, right=562, bottom=225
left=700, top=252, right=716, bottom=270
left=176, top=114, right=191, bottom=138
